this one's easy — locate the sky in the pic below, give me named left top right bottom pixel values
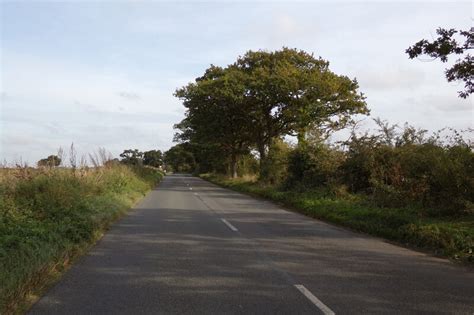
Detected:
left=0, top=0, right=472, bottom=165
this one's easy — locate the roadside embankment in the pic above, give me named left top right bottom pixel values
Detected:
left=0, top=165, right=163, bottom=314
left=201, top=174, right=473, bottom=265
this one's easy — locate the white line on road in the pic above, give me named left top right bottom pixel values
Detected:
left=189, top=187, right=193, bottom=190
left=294, top=285, right=335, bottom=315
left=221, top=219, right=238, bottom=232
left=194, top=192, right=198, bottom=196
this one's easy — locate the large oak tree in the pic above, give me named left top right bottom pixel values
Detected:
left=174, top=48, right=368, bottom=179
left=233, top=48, right=368, bottom=177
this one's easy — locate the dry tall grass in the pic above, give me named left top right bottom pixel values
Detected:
left=0, top=162, right=163, bottom=314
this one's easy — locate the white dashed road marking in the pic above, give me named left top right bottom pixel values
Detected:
left=221, top=219, right=238, bottom=232
left=294, top=285, right=335, bottom=315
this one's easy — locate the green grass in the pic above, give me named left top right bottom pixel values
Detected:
left=201, top=174, right=474, bottom=264
left=0, top=165, right=163, bottom=314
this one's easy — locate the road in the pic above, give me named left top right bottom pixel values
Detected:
left=29, top=174, right=474, bottom=314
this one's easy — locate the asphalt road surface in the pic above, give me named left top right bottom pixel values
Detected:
left=29, top=174, right=474, bottom=314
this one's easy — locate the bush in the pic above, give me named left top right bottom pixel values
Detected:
left=237, top=154, right=259, bottom=177
left=260, top=139, right=292, bottom=185
left=341, top=124, right=474, bottom=215
left=286, top=143, right=344, bottom=191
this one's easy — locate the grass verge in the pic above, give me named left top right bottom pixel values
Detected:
left=201, top=173, right=473, bottom=265
left=0, top=165, right=163, bottom=314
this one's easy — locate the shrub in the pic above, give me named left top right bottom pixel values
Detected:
left=342, top=127, right=474, bottom=215
left=286, top=143, right=344, bottom=190
left=237, top=154, right=259, bottom=177
left=260, top=139, right=292, bottom=185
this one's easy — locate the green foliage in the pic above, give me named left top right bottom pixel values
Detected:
left=234, top=48, right=368, bottom=154
left=261, top=139, right=292, bottom=185
left=286, top=142, right=344, bottom=190
left=119, top=149, right=144, bottom=166
left=143, top=150, right=163, bottom=168
left=237, top=154, right=259, bottom=177
left=174, top=47, right=368, bottom=180
left=119, top=149, right=163, bottom=168
left=341, top=123, right=474, bottom=215
left=164, top=143, right=196, bottom=173
left=201, top=120, right=473, bottom=216
left=406, top=27, right=473, bottom=98
left=174, top=65, right=252, bottom=178
left=0, top=165, right=163, bottom=314
left=37, top=155, right=61, bottom=168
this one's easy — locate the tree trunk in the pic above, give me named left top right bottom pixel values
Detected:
left=257, top=142, right=266, bottom=177
left=230, top=152, right=238, bottom=179
left=297, top=128, right=308, bottom=149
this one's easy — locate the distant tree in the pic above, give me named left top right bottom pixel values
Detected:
left=119, top=149, right=143, bottom=165
left=37, top=155, right=61, bottom=167
left=143, top=150, right=163, bottom=167
left=164, top=143, right=196, bottom=173
left=406, top=27, right=473, bottom=98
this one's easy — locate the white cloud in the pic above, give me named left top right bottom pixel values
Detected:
left=118, top=91, right=141, bottom=101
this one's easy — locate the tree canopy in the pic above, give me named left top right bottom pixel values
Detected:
left=37, top=155, right=61, bottom=167
left=233, top=48, right=367, bottom=179
left=119, top=149, right=144, bottom=165
left=406, top=27, right=473, bottom=98
left=174, top=48, right=368, bottom=179
left=143, top=150, right=163, bottom=168
left=119, top=149, right=164, bottom=168
left=175, top=65, right=253, bottom=177
left=164, top=143, right=196, bottom=173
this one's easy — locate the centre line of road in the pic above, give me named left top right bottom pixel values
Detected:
left=189, top=187, right=193, bottom=190
left=221, top=218, right=238, bottom=232
left=294, top=285, right=335, bottom=315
